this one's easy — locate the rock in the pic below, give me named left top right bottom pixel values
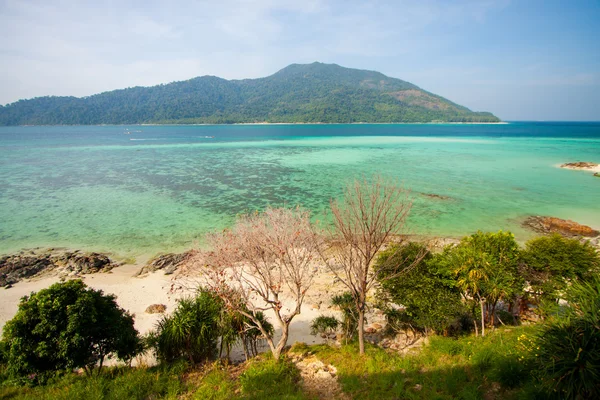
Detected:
left=0, top=250, right=119, bottom=287
left=413, top=384, right=423, bottom=391
left=560, top=161, right=599, bottom=170
left=372, top=323, right=383, bottom=331
left=595, top=173, right=600, bottom=177
left=55, top=252, right=117, bottom=274
left=422, top=193, right=452, bottom=200
left=136, top=252, right=191, bottom=276
left=523, top=216, right=599, bottom=237
left=0, top=254, right=55, bottom=287
left=145, top=304, right=167, bottom=314
left=310, top=303, right=321, bottom=310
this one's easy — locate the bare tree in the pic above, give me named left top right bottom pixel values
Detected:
left=194, top=207, right=320, bottom=360
left=320, top=176, right=420, bottom=354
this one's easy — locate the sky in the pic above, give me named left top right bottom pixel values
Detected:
left=0, top=0, right=599, bottom=121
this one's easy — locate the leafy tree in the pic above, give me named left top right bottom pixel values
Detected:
left=376, top=242, right=466, bottom=335
left=2, top=280, right=141, bottom=379
left=148, top=289, right=222, bottom=364
left=446, top=231, right=522, bottom=336
left=535, top=275, right=600, bottom=399
left=521, top=234, right=600, bottom=304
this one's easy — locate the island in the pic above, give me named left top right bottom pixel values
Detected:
left=0, top=62, right=500, bottom=125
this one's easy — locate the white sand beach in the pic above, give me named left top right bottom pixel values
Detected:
left=0, top=262, right=356, bottom=362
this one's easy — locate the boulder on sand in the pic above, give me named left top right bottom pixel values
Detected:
left=136, top=251, right=193, bottom=276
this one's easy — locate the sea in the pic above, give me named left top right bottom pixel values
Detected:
left=0, top=122, right=599, bottom=258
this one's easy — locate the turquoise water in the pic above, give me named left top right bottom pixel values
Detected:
left=1, top=123, right=599, bottom=257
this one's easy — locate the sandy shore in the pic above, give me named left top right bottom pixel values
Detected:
left=0, top=262, right=350, bottom=362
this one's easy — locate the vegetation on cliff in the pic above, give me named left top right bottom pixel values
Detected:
left=0, top=62, right=500, bottom=125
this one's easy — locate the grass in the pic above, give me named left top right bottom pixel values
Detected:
left=0, top=362, right=187, bottom=400
left=0, top=326, right=550, bottom=400
left=307, top=325, right=546, bottom=400
left=0, top=355, right=309, bottom=400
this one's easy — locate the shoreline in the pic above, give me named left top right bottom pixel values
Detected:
left=0, top=258, right=340, bottom=362
left=8, top=121, right=509, bottom=127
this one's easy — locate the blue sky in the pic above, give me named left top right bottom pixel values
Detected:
left=0, top=0, right=599, bottom=120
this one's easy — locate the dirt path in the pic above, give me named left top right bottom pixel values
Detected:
left=289, top=351, right=350, bottom=400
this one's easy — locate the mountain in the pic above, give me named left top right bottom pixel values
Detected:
left=0, top=62, right=500, bottom=125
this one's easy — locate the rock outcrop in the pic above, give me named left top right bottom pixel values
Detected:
left=523, top=216, right=599, bottom=237
left=421, top=193, right=452, bottom=200
left=0, top=250, right=119, bottom=287
left=0, top=253, right=54, bottom=287
left=53, top=252, right=117, bottom=274
left=136, top=251, right=193, bottom=276
left=289, top=349, right=348, bottom=399
left=560, top=161, right=599, bottom=170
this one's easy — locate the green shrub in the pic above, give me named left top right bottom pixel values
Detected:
left=1, top=280, right=141, bottom=380
left=148, top=289, right=222, bottom=364
left=376, top=242, right=468, bottom=335
left=310, top=316, right=339, bottom=337
left=331, top=292, right=359, bottom=341
left=521, top=234, right=600, bottom=304
left=534, top=276, right=600, bottom=399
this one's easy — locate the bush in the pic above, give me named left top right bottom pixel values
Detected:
left=331, top=293, right=359, bottom=341
left=376, top=242, right=467, bottom=335
left=1, top=280, right=141, bottom=380
left=310, top=316, right=339, bottom=337
left=534, top=276, right=600, bottom=399
left=521, top=234, right=600, bottom=304
left=149, top=289, right=222, bottom=364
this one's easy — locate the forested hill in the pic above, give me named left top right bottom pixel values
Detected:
left=0, top=62, right=500, bottom=125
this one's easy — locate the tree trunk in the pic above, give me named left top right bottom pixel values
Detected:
left=473, top=319, right=479, bottom=337
left=273, top=324, right=290, bottom=360
left=358, top=308, right=365, bottom=355
left=480, top=299, right=485, bottom=337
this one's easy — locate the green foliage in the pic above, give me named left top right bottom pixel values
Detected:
left=534, top=276, right=600, bottom=399
left=521, top=234, right=600, bottom=303
left=0, top=63, right=500, bottom=125
left=376, top=242, right=467, bottom=335
left=446, top=231, right=523, bottom=328
left=1, top=280, right=141, bottom=380
left=148, top=289, right=222, bottom=364
left=310, top=316, right=339, bottom=336
left=331, top=292, right=359, bottom=341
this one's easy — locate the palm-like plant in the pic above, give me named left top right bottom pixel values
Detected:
left=150, top=290, right=222, bottom=364
left=535, top=276, right=600, bottom=399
